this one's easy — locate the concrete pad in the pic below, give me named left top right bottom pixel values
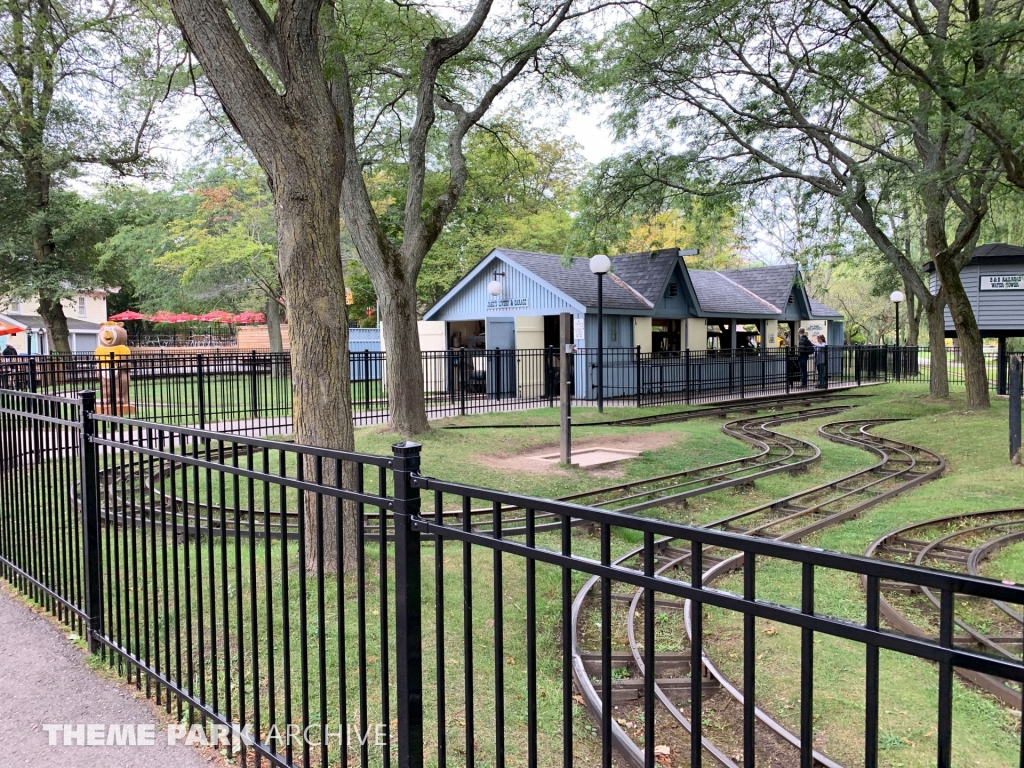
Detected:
left=533, top=447, right=641, bottom=467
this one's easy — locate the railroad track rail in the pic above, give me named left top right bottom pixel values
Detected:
left=440, top=387, right=869, bottom=430
left=865, top=508, right=1024, bottom=709
left=93, top=405, right=850, bottom=541
left=572, top=418, right=945, bottom=768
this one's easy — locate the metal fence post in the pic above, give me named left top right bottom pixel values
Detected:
left=27, top=357, right=37, bottom=393
left=196, top=353, right=206, bottom=431
left=635, top=345, right=642, bottom=408
left=459, top=352, right=467, bottom=416
left=685, top=349, right=692, bottom=405
left=79, top=390, right=104, bottom=652
left=250, top=350, right=259, bottom=418
left=1010, top=356, right=1021, bottom=465
left=392, top=441, right=424, bottom=768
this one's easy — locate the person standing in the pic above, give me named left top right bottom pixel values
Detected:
left=814, top=334, right=828, bottom=389
left=797, top=328, right=813, bottom=387
left=2, top=343, right=17, bottom=357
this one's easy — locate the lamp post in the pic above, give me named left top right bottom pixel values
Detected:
left=890, top=290, right=905, bottom=382
left=890, top=290, right=904, bottom=346
left=590, top=254, right=611, bottom=412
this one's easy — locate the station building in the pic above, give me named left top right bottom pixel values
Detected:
left=423, top=247, right=843, bottom=352
left=420, top=247, right=843, bottom=399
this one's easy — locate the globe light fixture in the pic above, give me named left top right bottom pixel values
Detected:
left=890, top=290, right=904, bottom=347
left=589, top=254, right=612, bottom=275
left=890, top=290, right=905, bottom=304
left=487, top=280, right=503, bottom=297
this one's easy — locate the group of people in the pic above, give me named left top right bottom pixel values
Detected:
left=797, top=328, right=829, bottom=389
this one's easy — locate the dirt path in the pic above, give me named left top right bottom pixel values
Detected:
left=0, top=583, right=218, bottom=767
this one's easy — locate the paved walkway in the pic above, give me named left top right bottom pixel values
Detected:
left=0, top=584, right=217, bottom=767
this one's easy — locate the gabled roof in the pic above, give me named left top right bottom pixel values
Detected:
left=12, top=314, right=104, bottom=332
left=499, top=249, right=650, bottom=311
left=923, top=242, right=1024, bottom=272
left=689, top=270, right=782, bottom=316
left=808, top=298, right=844, bottom=319
left=609, top=249, right=679, bottom=301
left=719, top=264, right=797, bottom=310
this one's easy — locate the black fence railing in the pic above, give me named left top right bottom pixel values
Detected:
left=0, top=346, right=1015, bottom=437
left=2, top=388, right=1023, bottom=767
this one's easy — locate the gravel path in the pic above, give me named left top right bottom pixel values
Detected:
left=0, top=583, right=217, bottom=767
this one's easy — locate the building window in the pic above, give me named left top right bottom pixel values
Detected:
left=8, top=301, right=19, bottom=314
left=610, top=317, right=618, bottom=343
left=667, top=283, right=678, bottom=298
left=77, top=296, right=87, bottom=317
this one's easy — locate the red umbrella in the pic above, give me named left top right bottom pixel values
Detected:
left=198, top=310, right=235, bottom=323
left=171, top=313, right=200, bottom=323
left=232, top=311, right=266, bottom=325
left=148, top=310, right=180, bottom=324
left=108, top=310, right=147, bottom=322
left=0, top=323, right=21, bottom=336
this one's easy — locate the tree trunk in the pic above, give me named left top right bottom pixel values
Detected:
left=924, top=295, right=949, bottom=398
left=932, top=254, right=990, bottom=408
left=266, top=296, right=284, bottom=354
left=379, top=275, right=430, bottom=435
left=276, top=176, right=358, bottom=574
left=37, top=294, right=70, bottom=354
left=905, top=282, right=921, bottom=347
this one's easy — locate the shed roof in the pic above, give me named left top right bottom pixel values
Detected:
left=923, top=242, right=1024, bottom=272
left=689, top=270, right=782, bottom=316
left=499, top=249, right=650, bottom=311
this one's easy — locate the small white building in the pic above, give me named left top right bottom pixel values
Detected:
left=0, top=290, right=114, bottom=354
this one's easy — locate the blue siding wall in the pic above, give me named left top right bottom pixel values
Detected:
left=933, top=266, right=1024, bottom=333
left=651, top=264, right=693, bottom=316
left=429, top=256, right=580, bottom=321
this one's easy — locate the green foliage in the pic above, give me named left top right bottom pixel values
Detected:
left=101, top=158, right=282, bottom=315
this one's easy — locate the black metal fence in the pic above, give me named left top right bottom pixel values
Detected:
left=0, top=346, right=1015, bottom=437
left=2, top=387, right=1024, bottom=768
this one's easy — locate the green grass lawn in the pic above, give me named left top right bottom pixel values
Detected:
left=5, top=382, right=1023, bottom=767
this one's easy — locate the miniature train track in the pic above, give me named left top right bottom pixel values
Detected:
left=865, top=509, right=1024, bottom=709
left=571, top=419, right=945, bottom=768
left=440, top=386, right=869, bottom=429
left=92, top=404, right=850, bottom=540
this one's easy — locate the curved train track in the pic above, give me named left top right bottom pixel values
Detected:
left=91, top=404, right=850, bottom=541
left=865, top=508, right=1024, bottom=709
left=571, top=418, right=945, bottom=768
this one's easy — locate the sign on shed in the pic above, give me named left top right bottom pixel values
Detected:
left=980, top=274, right=1024, bottom=291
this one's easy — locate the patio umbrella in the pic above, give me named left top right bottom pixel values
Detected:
left=108, top=310, right=147, bottom=322
left=198, top=310, right=235, bottom=323
left=0, top=323, right=21, bottom=336
left=231, top=311, right=266, bottom=325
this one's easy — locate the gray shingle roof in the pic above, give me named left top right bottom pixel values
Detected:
left=12, top=314, right=103, bottom=332
left=689, top=270, right=781, bottom=316
left=923, top=242, right=1024, bottom=271
left=498, top=249, right=650, bottom=310
left=808, top=298, right=844, bottom=318
left=609, top=249, right=678, bottom=302
left=719, top=264, right=797, bottom=309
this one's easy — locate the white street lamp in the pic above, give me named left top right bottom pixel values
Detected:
left=590, top=255, right=611, bottom=411
left=890, top=290, right=905, bottom=346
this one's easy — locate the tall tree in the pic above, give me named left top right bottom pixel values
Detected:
left=0, top=0, right=182, bottom=352
left=596, top=0, right=1002, bottom=405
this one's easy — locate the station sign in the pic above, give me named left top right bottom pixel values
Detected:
left=485, top=297, right=528, bottom=311
left=980, top=274, right=1024, bottom=291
